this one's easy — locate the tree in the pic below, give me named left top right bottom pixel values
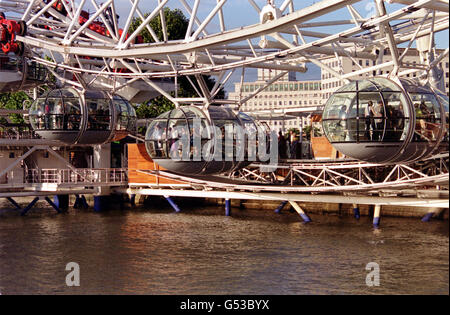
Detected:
left=130, top=8, right=188, bottom=44
left=302, top=125, right=323, bottom=140
left=287, top=128, right=300, bottom=136
left=129, top=8, right=225, bottom=119
left=0, top=91, right=31, bottom=125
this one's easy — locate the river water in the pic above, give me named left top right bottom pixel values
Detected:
left=0, top=203, right=448, bottom=295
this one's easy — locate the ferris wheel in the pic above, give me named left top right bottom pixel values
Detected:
left=0, top=0, right=447, bottom=105
left=0, top=0, right=449, bottom=174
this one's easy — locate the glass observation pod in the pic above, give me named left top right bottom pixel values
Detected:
left=145, top=106, right=271, bottom=175
left=0, top=54, right=47, bottom=93
left=322, top=77, right=448, bottom=163
left=29, top=88, right=137, bottom=145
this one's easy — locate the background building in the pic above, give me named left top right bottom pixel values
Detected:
left=228, top=69, right=322, bottom=134
left=321, top=48, right=450, bottom=102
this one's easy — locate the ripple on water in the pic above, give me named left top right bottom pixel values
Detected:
left=0, top=204, right=448, bottom=295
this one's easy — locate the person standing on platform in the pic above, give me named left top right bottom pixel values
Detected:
left=372, top=100, right=384, bottom=141
left=278, top=131, right=288, bottom=159
left=365, top=101, right=375, bottom=140
left=44, top=103, right=51, bottom=130
left=290, top=135, right=302, bottom=159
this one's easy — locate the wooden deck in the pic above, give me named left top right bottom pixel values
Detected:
left=127, top=143, right=187, bottom=186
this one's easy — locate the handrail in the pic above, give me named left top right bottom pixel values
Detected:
left=25, top=168, right=128, bottom=185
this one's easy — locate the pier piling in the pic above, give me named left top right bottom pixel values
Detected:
left=421, top=208, right=441, bottom=222
left=373, top=205, right=382, bottom=228
left=353, top=203, right=361, bottom=220
left=45, top=197, right=62, bottom=214
left=80, top=195, right=88, bottom=209
left=275, top=201, right=288, bottom=214
left=225, top=199, right=231, bottom=216
left=94, top=196, right=104, bottom=212
left=130, top=194, right=136, bottom=207
left=21, top=197, right=39, bottom=216
left=6, top=197, right=22, bottom=211
left=165, top=196, right=181, bottom=213
left=74, top=195, right=80, bottom=209
left=74, top=195, right=89, bottom=209
left=289, top=201, right=312, bottom=223
left=54, top=195, right=69, bottom=212
left=422, top=212, right=434, bottom=222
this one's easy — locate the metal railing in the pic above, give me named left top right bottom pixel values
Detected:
left=25, top=168, right=128, bottom=185
left=0, top=130, right=38, bottom=140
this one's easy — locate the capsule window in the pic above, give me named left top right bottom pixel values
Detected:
left=29, top=90, right=82, bottom=131
left=323, top=79, right=411, bottom=144
left=322, top=78, right=446, bottom=163
left=144, top=106, right=269, bottom=175
left=30, top=88, right=136, bottom=145
left=411, top=93, right=442, bottom=143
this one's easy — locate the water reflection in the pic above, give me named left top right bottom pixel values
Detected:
left=0, top=205, right=448, bottom=295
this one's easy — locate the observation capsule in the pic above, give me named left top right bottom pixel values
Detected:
left=0, top=54, right=47, bottom=93
left=29, top=88, right=136, bottom=145
left=322, top=77, right=448, bottom=163
left=145, top=106, right=272, bottom=175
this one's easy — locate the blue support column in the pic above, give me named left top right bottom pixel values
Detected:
left=45, top=197, right=61, bottom=214
left=54, top=195, right=69, bottom=212
left=225, top=199, right=231, bottom=217
left=130, top=194, right=136, bottom=207
left=74, top=195, right=81, bottom=209
left=6, top=197, right=22, bottom=211
left=80, top=195, right=89, bottom=209
left=94, top=196, right=104, bottom=212
left=165, top=196, right=181, bottom=213
left=275, top=201, right=288, bottom=214
left=353, top=203, right=361, bottom=220
left=74, top=195, right=88, bottom=209
left=21, top=197, right=40, bottom=216
left=119, top=194, right=125, bottom=210
left=422, top=212, right=434, bottom=222
left=290, top=201, right=312, bottom=223
left=373, top=205, right=381, bottom=229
